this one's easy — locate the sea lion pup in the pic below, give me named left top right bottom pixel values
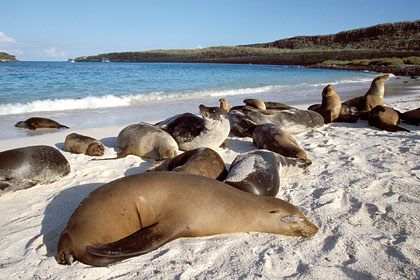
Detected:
left=400, top=107, right=420, bottom=125
left=0, top=145, right=70, bottom=193
left=252, top=123, right=310, bottom=163
left=368, top=105, right=409, bottom=132
left=114, top=122, right=178, bottom=160
left=219, top=98, right=232, bottom=112
left=15, top=117, right=69, bottom=130
left=56, top=172, right=318, bottom=266
left=342, top=74, right=390, bottom=114
left=307, top=84, right=341, bottom=124
left=224, top=150, right=311, bottom=196
left=156, top=104, right=230, bottom=151
left=241, top=107, right=324, bottom=134
left=147, top=147, right=228, bottom=181
left=64, top=133, right=105, bottom=156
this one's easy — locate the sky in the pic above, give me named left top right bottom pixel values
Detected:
left=1, top=0, right=419, bottom=61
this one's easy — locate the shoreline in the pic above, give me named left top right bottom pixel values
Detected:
left=308, top=63, right=420, bottom=77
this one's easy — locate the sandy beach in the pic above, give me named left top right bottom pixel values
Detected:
left=0, top=77, right=419, bottom=279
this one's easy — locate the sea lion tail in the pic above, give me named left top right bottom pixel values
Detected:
left=59, top=125, right=70, bottom=129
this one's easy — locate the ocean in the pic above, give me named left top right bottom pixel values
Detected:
left=0, top=61, right=404, bottom=140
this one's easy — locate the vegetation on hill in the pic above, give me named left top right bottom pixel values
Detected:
left=0, top=52, right=18, bottom=62
left=75, top=20, right=420, bottom=76
left=253, top=20, right=420, bottom=50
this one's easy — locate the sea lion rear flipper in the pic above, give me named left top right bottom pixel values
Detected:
left=86, top=223, right=178, bottom=258
left=378, top=124, right=410, bottom=133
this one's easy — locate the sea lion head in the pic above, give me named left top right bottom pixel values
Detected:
left=374, top=74, right=390, bottom=83
left=86, top=143, right=105, bottom=156
left=244, top=98, right=266, bottom=110
left=322, top=84, right=337, bottom=98
left=14, top=121, right=29, bottom=129
left=199, top=104, right=228, bottom=121
left=267, top=203, right=319, bottom=237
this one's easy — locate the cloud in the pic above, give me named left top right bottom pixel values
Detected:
left=0, top=31, right=16, bottom=44
left=196, top=44, right=203, bottom=49
left=43, top=47, right=66, bottom=58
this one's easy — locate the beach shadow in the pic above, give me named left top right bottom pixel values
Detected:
left=124, top=159, right=155, bottom=176
left=225, top=137, right=254, bottom=154
left=28, top=183, right=103, bottom=257
left=55, top=142, right=65, bottom=151
left=100, top=136, right=118, bottom=149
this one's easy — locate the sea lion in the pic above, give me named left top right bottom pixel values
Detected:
left=368, top=105, right=409, bottom=132
left=342, top=74, right=390, bottom=113
left=56, top=172, right=318, bottom=266
left=0, top=145, right=70, bottom=193
left=219, top=98, right=232, bottom=112
left=228, top=109, right=258, bottom=137
left=241, top=107, right=324, bottom=134
left=64, top=133, right=105, bottom=156
left=224, top=150, right=311, bottom=196
left=147, top=147, right=228, bottom=181
left=156, top=104, right=230, bottom=151
left=115, top=122, right=178, bottom=160
left=307, top=84, right=341, bottom=124
left=243, top=98, right=266, bottom=110
left=15, top=117, right=69, bottom=130
left=400, top=107, right=420, bottom=125
left=252, top=123, right=310, bottom=163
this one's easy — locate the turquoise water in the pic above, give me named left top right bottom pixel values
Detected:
left=0, top=62, right=378, bottom=115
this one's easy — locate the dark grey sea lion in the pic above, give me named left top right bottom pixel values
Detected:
left=0, top=145, right=70, bottom=193
left=15, top=117, right=69, bottom=130
left=241, top=108, right=324, bottom=134
left=156, top=104, right=230, bottom=151
left=224, top=150, right=311, bottom=196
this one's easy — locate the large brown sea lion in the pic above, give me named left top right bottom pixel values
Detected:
left=0, top=145, right=70, bottom=193
left=56, top=172, right=318, bottom=266
left=147, top=147, right=228, bottom=181
left=15, top=117, right=69, bottom=130
left=64, top=133, right=105, bottom=156
left=307, top=84, right=341, bottom=124
left=342, top=74, right=390, bottom=113
left=368, top=105, right=409, bottom=132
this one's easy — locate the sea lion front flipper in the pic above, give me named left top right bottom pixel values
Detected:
left=86, top=223, right=180, bottom=258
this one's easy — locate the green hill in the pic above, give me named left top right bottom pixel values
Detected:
left=252, top=20, right=420, bottom=50
left=75, top=20, right=420, bottom=75
left=0, top=52, right=18, bottom=62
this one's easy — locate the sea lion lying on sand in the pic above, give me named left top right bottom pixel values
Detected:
left=224, top=150, right=311, bottom=196
left=64, top=133, right=105, bottom=156
left=400, top=107, right=420, bottom=125
left=252, top=123, right=310, bottom=163
left=15, top=117, right=69, bottom=130
left=56, top=172, right=318, bottom=266
left=147, top=147, right=228, bottom=181
left=0, top=145, right=70, bottom=193
left=368, top=105, right=409, bottom=132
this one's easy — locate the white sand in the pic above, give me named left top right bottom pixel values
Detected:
left=1, top=84, right=420, bottom=279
